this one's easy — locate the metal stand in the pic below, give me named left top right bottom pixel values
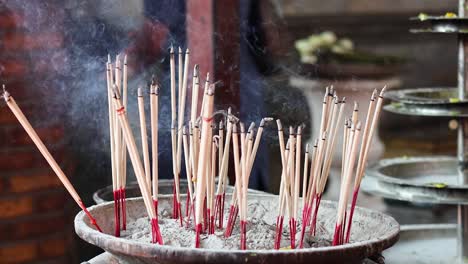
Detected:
left=458, top=1, right=468, bottom=262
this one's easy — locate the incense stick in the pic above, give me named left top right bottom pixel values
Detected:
left=137, top=87, right=151, bottom=190
left=2, top=87, right=102, bottom=232
left=150, top=79, right=159, bottom=213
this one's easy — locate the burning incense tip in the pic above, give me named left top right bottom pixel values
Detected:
left=206, top=84, right=215, bottom=95
left=112, top=85, right=121, bottom=99
left=124, top=54, right=127, bottom=64
left=248, top=122, right=255, bottom=133
left=186, top=48, right=190, bottom=54
left=240, top=123, right=245, bottom=133
left=314, top=139, right=318, bottom=147
left=353, top=102, right=359, bottom=111
left=170, top=45, right=174, bottom=53
left=341, top=97, right=346, bottom=104
left=356, top=122, right=362, bottom=130
left=137, top=87, right=143, bottom=97
left=321, top=131, right=327, bottom=140
left=276, top=119, right=283, bottom=131
left=178, top=46, right=182, bottom=53
left=206, top=72, right=210, bottom=82
left=380, top=86, right=387, bottom=97
left=260, top=117, right=274, bottom=127
left=107, top=54, right=111, bottom=63
left=297, top=125, right=302, bottom=134
left=305, top=143, right=309, bottom=152
left=2, top=84, right=10, bottom=102
left=371, top=89, right=377, bottom=100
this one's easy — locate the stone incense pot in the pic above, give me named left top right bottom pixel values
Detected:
left=75, top=195, right=399, bottom=264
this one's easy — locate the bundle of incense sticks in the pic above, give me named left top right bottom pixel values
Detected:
left=169, top=46, right=191, bottom=224
left=271, top=87, right=386, bottom=249
left=106, top=55, right=129, bottom=236
left=112, top=86, right=163, bottom=244
left=2, top=85, right=102, bottom=232
left=343, top=88, right=386, bottom=244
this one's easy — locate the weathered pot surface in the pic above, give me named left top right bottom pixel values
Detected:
left=75, top=195, right=399, bottom=264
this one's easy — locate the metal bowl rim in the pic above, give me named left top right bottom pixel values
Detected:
left=75, top=196, right=399, bottom=257
left=366, top=156, right=467, bottom=190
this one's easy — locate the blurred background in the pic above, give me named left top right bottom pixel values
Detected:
left=0, top=0, right=459, bottom=263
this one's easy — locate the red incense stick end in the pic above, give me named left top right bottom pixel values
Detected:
left=113, top=191, right=121, bottom=237
left=207, top=209, right=211, bottom=233
left=185, top=190, right=191, bottom=217
left=210, top=215, right=215, bottom=234
left=345, top=187, right=360, bottom=243
left=195, top=223, right=202, bottom=248
left=332, top=223, right=342, bottom=246
left=80, top=202, right=103, bottom=233
left=240, top=220, right=247, bottom=250
left=224, top=205, right=235, bottom=237
left=220, top=193, right=226, bottom=228
left=214, top=194, right=222, bottom=229
left=177, top=202, right=183, bottom=227
left=151, top=218, right=164, bottom=245
left=274, top=215, right=284, bottom=250
left=172, top=181, right=178, bottom=219
left=289, top=218, right=296, bottom=249
left=121, top=188, right=127, bottom=230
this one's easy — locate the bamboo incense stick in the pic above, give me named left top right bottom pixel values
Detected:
left=190, top=65, right=200, bottom=123
left=137, top=87, right=151, bottom=190
left=209, top=136, right=217, bottom=234
left=274, top=119, right=288, bottom=249
left=2, top=87, right=102, bottom=232
left=194, top=85, right=215, bottom=248
left=178, top=47, right=183, bottom=109
left=121, top=54, right=129, bottom=231
left=150, top=79, right=159, bottom=213
left=182, top=126, right=193, bottom=224
left=106, top=59, right=119, bottom=236
left=169, top=46, right=180, bottom=220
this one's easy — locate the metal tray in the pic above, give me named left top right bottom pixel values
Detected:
left=384, top=87, right=468, bottom=117
left=410, top=16, right=468, bottom=34
left=363, top=156, right=468, bottom=204
left=383, top=224, right=457, bottom=264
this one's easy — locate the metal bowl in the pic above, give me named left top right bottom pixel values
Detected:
left=383, top=224, right=457, bottom=264
left=410, top=16, right=468, bottom=34
left=364, top=156, right=468, bottom=204
left=384, top=87, right=468, bottom=117
left=75, top=195, right=399, bottom=264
